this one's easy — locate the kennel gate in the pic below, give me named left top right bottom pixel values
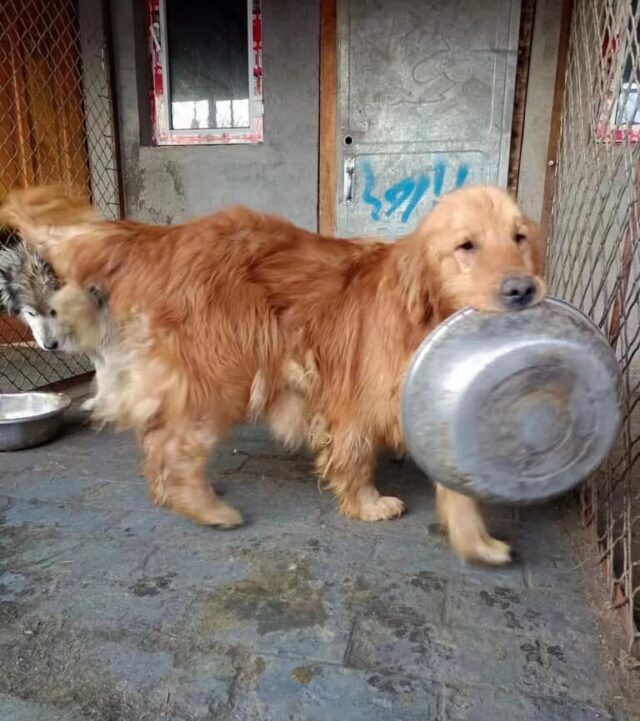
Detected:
left=546, top=0, right=640, bottom=665
left=0, top=0, right=121, bottom=392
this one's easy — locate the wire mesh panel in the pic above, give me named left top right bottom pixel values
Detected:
left=0, top=0, right=120, bottom=392
left=547, top=0, right=640, bottom=663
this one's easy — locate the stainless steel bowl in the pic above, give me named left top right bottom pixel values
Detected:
left=401, top=298, right=623, bottom=503
left=0, top=392, right=72, bottom=451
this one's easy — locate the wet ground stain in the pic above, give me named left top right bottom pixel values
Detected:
left=201, top=557, right=327, bottom=636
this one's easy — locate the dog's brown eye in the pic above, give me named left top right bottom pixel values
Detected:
left=50, top=309, right=57, bottom=318
left=514, top=233, right=526, bottom=244
left=457, top=240, right=475, bottom=252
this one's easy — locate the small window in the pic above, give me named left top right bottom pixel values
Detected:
left=595, top=0, right=640, bottom=144
left=148, top=0, right=263, bottom=145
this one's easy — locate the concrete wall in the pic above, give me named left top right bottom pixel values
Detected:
left=107, top=0, right=558, bottom=230
left=109, top=0, right=320, bottom=230
left=517, top=0, right=563, bottom=222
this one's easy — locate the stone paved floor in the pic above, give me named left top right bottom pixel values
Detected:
left=0, top=394, right=633, bottom=720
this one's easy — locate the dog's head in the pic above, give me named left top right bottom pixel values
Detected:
left=0, top=238, right=68, bottom=350
left=411, top=186, right=545, bottom=314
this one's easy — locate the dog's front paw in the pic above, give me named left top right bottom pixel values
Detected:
left=192, top=501, right=244, bottom=528
left=169, top=488, right=244, bottom=529
left=353, top=495, right=406, bottom=522
left=450, top=531, right=512, bottom=566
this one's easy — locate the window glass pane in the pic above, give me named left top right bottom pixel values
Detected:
left=166, top=0, right=250, bottom=130
left=616, top=84, right=639, bottom=126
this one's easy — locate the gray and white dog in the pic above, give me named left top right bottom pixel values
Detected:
left=0, top=232, right=62, bottom=350
left=0, top=234, right=116, bottom=413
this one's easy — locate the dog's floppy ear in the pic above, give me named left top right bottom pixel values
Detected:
left=392, top=237, right=438, bottom=326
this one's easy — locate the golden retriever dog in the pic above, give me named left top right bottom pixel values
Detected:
left=0, top=185, right=545, bottom=564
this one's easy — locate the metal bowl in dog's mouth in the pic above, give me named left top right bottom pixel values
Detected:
left=0, top=392, right=72, bottom=451
left=401, top=298, right=623, bottom=504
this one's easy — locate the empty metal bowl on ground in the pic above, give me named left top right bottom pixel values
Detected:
left=401, top=297, right=623, bottom=504
left=0, top=392, right=72, bottom=451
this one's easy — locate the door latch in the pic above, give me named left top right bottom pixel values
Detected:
left=343, top=157, right=355, bottom=204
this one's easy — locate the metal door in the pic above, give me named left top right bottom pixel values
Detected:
left=336, top=0, right=521, bottom=238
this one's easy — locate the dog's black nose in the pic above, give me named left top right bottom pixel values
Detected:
left=500, top=275, right=537, bottom=310
left=44, top=340, right=59, bottom=351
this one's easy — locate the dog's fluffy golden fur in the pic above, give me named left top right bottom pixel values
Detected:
left=48, top=282, right=123, bottom=416
left=1, top=184, right=545, bottom=564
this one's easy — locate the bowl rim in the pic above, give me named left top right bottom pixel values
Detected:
left=402, top=295, right=605, bottom=407
left=0, top=392, right=72, bottom=425
left=400, top=295, right=621, bottom=502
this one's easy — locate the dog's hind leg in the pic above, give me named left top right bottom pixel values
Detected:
left=436, top=484, right=511, bottom=565
left=315, top=426, right=405, bottom=522
left=142, top=421, right=243, bottom=528
left=141, top=427, right=172, bottom=508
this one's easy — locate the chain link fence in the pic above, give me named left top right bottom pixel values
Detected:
left=547, top=0, right=640, bottom=664
left=0, top=0, right=120, bottom=392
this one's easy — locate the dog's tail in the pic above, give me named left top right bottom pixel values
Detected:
left=0, top=186, right=104, bottom=279
left=0, top=185, right=98, bottom=235
left=0, top=185, right=137, bottom=292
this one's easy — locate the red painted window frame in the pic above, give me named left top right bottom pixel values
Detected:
left=595, top=8, right=639, bottom=145
left=147, top=0, right=263, bottom=146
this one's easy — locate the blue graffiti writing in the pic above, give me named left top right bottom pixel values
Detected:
left=433, top=160, right=446, bottom=197
left=362, top=160, right=469, bottom=223
left=455, top=164, right=469, bottom=187
left=383, top=175, right=431, bottom=224
left=362, top=161, right=383, bottom=221
left=384, top=178, right=415, bottom=218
